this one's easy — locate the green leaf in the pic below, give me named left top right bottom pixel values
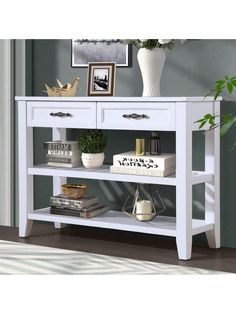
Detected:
left=209, top=117, right=216, bottom=126
left=195, top=113, right=219, bottom=129
left=195, top=117, right=206, bottom=123
left=214, top=87, right=223, bottom=93
left=231, top=80, right=236, bottom=87
left=225, top=75, right=229, bottom=80
left=215, top=80, right=226, bottom=86
left=215, top=85, right=225, bottom=91
left=204, top=113, right=212, bottom=119
left=227, top=82, right=233, bottom=94
left=199, top=120, right=207, bottom=129
left=214, top=90, right=222, bottom=100
left=222, top=114, right=233, bottom=122
left=220, top=117, right=236, bottom=136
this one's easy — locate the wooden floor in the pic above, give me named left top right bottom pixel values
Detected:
left=0, top=222, right=236, bottom=273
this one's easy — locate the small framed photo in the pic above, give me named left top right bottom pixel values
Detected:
left=87, top=62, right=116, bottom=96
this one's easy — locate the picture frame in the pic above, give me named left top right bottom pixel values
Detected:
left=87, top=62, right=116, bottom=96
left=71, top=39, right=131, bottom=67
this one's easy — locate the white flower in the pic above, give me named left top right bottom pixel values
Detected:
left=158, top=39, right=172, bottom=45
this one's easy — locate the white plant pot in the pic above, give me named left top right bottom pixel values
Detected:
left=81, top=152, right=105, bottom=169
left=137, top=47, right=166, bottom=97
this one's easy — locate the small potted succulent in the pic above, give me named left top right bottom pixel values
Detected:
left=78, top=129, right=107, bottom=168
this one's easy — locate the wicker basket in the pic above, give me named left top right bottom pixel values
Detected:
left=61, top=184, right=87, bottom=199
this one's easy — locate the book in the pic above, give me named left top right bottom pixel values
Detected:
left=51, top=202, right=103, bottom=212
left=44, top=141, right=79, bottom=151
left=46, top=155, right=80, bottom=164
left=50, top=204, right=109, bottom=218
left=47, top=150, right=80, bottom=156
left=47, top=162, right=80, bottom=168
left=50, top=194, right=98, bottom=210
left=112, top=151, right=176, bottom=170
left=110, top=165, right=175, bottom=177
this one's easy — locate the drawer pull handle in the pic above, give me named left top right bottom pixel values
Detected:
left=50, top=112, right=72, bottom=118
left=122, top=113, right=148, bottom=120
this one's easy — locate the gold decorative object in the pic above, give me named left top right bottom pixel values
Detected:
left=61, top=184, right=87, bottom=199
left=44, top=77, right=80, bottom=97
left=135, top=138, right=145, bottom=155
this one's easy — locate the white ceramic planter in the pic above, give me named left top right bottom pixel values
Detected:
left=81, top=152, right=105, bottom=169
left=137, top=47, right=166, bottom=97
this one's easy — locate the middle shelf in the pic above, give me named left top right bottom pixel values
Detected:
left=28, top=164, right=213, bottom=186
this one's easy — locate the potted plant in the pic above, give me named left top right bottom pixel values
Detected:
left=78, top=129, right=107, bottom=168
left=197, top=75, right=236, bottom=146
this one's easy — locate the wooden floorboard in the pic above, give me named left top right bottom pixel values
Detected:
left=0, top=222, right=235, bottom=273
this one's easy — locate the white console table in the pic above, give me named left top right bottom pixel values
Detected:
left=16, top=96, right=220, bottom=260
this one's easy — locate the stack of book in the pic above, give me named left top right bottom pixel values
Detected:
left=50, top=194, right=109, bottom=218
left=44, top=140, right=81, bottom=168
left=110, top=151, right=176, bottom=177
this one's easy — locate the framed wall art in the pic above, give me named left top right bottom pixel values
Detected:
left=87, top=62, right=116, bottom=96
left=72, top=39, right=130, bottom=67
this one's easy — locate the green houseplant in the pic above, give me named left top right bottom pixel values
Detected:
left=78, top=129, right=107, bottom=168
left=197, top=76, right=236, bottom=147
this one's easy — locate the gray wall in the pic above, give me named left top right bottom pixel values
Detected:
left=30, top=39, right=236, bottom=248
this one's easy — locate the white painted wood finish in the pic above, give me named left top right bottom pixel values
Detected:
left=176, top=103, right=193, bottom=260
left=17, top=97, right=221, bottom=260
left=15, top=96, right=218, bottom=102
left=27, top=101, right=96, bottom=128
left=97, top=102, right=175, bottom=130
left=18, top=101, right=34, bottom=236
left=52, top=128, right=67, bottom=229
left=28, top=208, right=214, bottom=237
left=205, top=101, right=221, bottom=248
left=28, top=165, right=213, bottom=186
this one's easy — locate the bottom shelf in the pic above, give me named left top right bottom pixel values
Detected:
left=28, top=208, right=214, bottom=237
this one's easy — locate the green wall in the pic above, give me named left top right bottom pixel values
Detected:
left=30, top=39, right=236, bottom=248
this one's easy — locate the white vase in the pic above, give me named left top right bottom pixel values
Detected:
left=81, top=152, right=105, bottom=169
left=137, top=47, right=166, bottom=97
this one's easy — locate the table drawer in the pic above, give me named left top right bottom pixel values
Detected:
left=27, top=102, right=96, bottom=128
left=97, top=102, right=175, bottom=131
